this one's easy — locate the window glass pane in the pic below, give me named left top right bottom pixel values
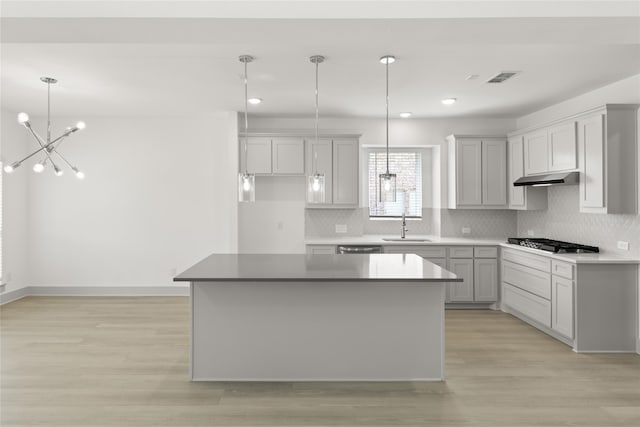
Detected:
left=368, top=151, right=422, bottom=217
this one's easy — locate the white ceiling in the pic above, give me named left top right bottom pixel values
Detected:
left=1, top=1, right=639, bottom=119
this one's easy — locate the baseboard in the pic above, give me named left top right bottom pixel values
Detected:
left=0, top=287, right=30, bottom=305
left=1, top=285, right=189, bottom=304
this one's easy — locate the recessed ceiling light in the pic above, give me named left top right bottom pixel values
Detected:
left=441, top=98, right=457, bottom=105
left=248, top=98, right=262, bottom=105
left=379, top=55, right=395, bottom=64
left=399, top=112, right=412, bottom=118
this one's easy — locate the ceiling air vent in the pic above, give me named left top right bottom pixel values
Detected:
left=486, top=71, right=520, bottom=84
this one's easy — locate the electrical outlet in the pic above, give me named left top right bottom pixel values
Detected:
left=335, top=224, right=348, bottom=234
left=527, top=230, right=535, bottom=236
left=617, top=241, right=629, bottom=251
left=462, top=227, right=471, bottom=235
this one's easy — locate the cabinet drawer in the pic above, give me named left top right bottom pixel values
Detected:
left=384, top=246, right=447, bottom=258
left=474, top=247, right=498, bottom=258
left=552, top=260, right=574, bottom=280
left=502, top=260, right=551, bottom=300
left=502, top=248, right=551, bottom=273
left=503, top=283, right=551, bottom=328
left=449, top=247, right=474, bottom=258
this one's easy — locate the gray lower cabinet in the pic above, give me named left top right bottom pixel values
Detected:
left=447, top=258, right=474, bottom=302
left=474, top=258, right=498, bottom=302
left=384, top=245, right=498, bottom=304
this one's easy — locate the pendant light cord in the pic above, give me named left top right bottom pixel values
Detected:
left=47, top=81, right=51, bottom=144
left=385, top=58, right=390, bottom=174
left=244, top=59, right=249, bottom=175
left=313, top=59, right=319, bottom=175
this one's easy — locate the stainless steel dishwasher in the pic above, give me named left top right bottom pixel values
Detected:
left=336, top=245, right=383, bottom=254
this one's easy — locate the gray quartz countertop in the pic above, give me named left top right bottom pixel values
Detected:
left=305, top=235, right=504, bottom=246
left=174, top=253, right=462, bottom=282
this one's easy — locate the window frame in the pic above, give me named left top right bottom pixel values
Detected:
left=366, top=147, right=424, bottom=219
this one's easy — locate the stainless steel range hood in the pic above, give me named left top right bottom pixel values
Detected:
left=513, top=171, right=579, bottom=187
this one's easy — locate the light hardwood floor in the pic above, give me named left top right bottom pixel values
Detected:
left=1, top=296, right=639, bottom=426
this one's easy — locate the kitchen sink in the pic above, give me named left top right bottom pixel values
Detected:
left=382, top=238, right=431, bottom=242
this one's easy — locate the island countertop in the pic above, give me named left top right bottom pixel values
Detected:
left=174, top=253, right=461, bottom=282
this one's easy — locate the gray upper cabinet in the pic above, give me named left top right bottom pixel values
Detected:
left=240, top=136, right=304, bottom=175
left=306, top=136, right=359, bottom=207
left=507, top=136, right=547, bottom=210
left=523, top=121, right=577, bottom=176
left=447, top=135, right=507, bottom=209
left=578, top=106, right=638, bottom=214
left=272, top=137, right=305, bottom=174
left=242, top=137, right=272, bottom=174
left=548, top=122, right=577, bottom=172
left=524, top=129, right=549, bottom=176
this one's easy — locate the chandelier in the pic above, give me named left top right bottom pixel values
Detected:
left=3, top=77, right=86, bottom=179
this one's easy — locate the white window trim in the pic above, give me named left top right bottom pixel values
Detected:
left=365, top=146, right=429, bottom=219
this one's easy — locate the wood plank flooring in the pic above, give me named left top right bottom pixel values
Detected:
left=1, top=296, right=639, bottom=426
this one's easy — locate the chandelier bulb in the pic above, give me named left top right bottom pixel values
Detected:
left=54, top=166, right=64, bottom=177
left=17, top=112, right=29, bottom=125
left=33, top=162, right=45, bottom=173
left=383, top=178, right=392, bottom=192
left=76, top=121, right=86, bottom=130
left=312, top=177, right=321, bottom=192
left=4, top=163, right=17, bottom=173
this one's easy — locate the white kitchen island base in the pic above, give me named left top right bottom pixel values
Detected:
left=190, top=280, right=446, bottom=381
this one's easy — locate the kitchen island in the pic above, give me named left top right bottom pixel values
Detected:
left=174, top=253, right=461, bottom=381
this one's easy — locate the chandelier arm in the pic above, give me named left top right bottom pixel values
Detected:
left=50, top=147, right=76, bottom=170
left=26, top=125, right=60, bottom=168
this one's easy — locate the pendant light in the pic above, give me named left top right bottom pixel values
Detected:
left=307, top=55, right=326, bottom=204
left=4, top=77, right=86, bottom=178
left=379, top=55, right=396, bottom=202
left=238, top=55, right=255, bottom=202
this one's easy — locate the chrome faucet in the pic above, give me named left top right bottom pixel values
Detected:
left=401, top=213, right=408, bottom=239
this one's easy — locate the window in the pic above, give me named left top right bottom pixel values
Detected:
left=368, top=150, right=422, bottom=217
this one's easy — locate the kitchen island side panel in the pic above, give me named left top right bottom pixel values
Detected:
left=191, top=280, right=445, bottom=381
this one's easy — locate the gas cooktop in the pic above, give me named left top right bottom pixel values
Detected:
left=507, top=238, right=599, bottom=254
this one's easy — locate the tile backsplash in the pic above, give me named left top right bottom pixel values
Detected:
left=440, top=209, right=517, bottom=238
left=517, top=185, right=640, bottom=257
left=305, top=207, right=517, bottom=239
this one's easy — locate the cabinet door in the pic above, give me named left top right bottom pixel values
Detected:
left=306, top=138, right=333, bottom=203
left=474, top=258, right=498, bottom=302
left=241, top=137, right=272, bottom=174
left=332, top=139, right=359, bottom=205
left=272, top=137, right=304, bottom=174
left=551, top=276, right=574, bottom=339
left=456, top=139, right=482, bottom=206
left=548, top=122, right=577, bottom=172
left=578, top=115, right=605, bottom=210
left=524, top=130, right=548, bottom=175
left=508, top=136, right=526, bottom=208
left=482, top=139, right=507, bottom=206
left=446, top=258, right=474, bottom=302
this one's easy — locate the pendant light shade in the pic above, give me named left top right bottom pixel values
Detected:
left=238, top=54, right=256, bottom=203
left=378, top=55, right=396, bottom=202
left=238, top=172, right=255, bottom=202
left=307, top=55, right=326, bottom=204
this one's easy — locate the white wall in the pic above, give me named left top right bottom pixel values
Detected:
left=517, top=74, right=640, bottom=129
left=26, top=113, right=238, bottom=287
left=0, top=108, right=30, bottom=295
